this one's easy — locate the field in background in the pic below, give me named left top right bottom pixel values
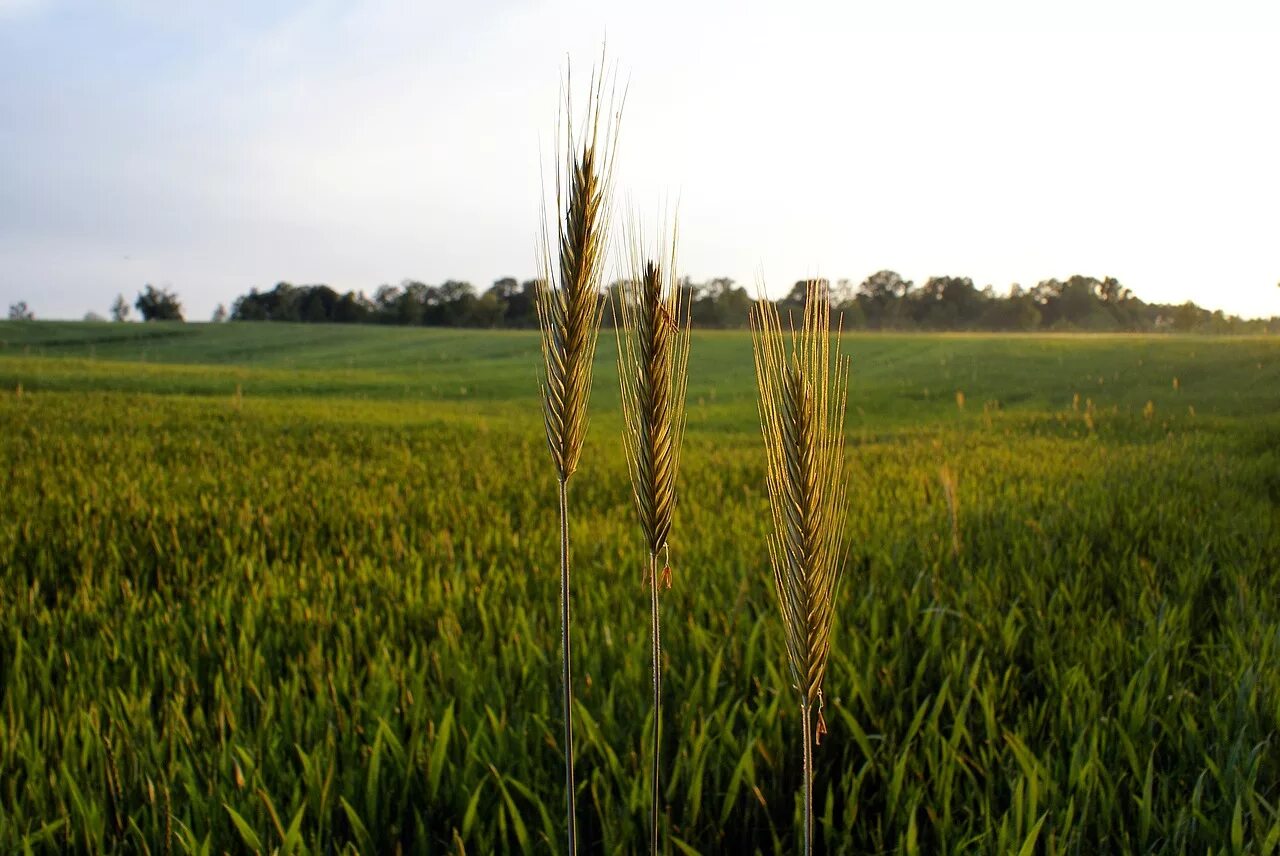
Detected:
left=1, top=321, right=1278, bottom=854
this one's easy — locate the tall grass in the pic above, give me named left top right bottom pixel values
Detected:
left=614, top=215, right=691, bottom=853
left=534, top=59, right=621, bottom=856
left=751, top=280, right=851, bottom=855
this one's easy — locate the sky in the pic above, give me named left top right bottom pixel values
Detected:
left=2, top=0, right=1278, bottom=321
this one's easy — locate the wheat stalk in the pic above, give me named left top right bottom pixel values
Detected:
left=535, top=56, right=622, bottom=856
left=750, top=279, right=850, bottom=856
left=614, top=213, right=690, bottom=854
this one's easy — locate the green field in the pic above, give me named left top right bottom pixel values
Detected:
left=2, top=321, right=1278, bottom=854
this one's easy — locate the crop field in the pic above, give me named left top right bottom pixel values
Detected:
left=1, top=321, right=1278, bottom=854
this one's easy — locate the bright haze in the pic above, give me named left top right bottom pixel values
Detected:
left=2, top=0, right=1278, bottom=321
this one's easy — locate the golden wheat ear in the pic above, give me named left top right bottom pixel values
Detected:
left=616, top=213, right=691, bottom=557
left=536, top=61, right=624, bottom=482
left=614, top=212, right=690, bottom=854
left=534, top=55, right=623, bottom=856
left=750, top=278, right=850, bottom=856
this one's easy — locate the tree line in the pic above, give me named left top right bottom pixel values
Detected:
left=223, top=273, right=1278, bottom=334
left=10, top=275, right=1279, bottom=334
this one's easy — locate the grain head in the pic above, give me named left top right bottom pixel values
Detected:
left=751, top=279, right=850, bottom=713
left=615, top=214, right=691, bottom=557
left=536, top=63, right=623, bottom=482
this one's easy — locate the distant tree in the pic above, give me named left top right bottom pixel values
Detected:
left=261, top=282, right=303, bottom=321
left=437, top=280, right=476, bottom=326
left=1029, top=278, right=1063, bottom=311
left=487, top=277, right=519, bottom=302
left=232, top=281, right=371, bottom=322
left=1096, top=276, right=1131, bottom=306
left=484, top=277, right=526, bottom=326
left=505, top=279, right=541, bottom=327
left=8, top=301, right=34, bottom=321
left=687, top=277, right=752, bottom=328
left=857, top=270, right=914, bottom=328
left=1028, top=275, right=1136, bottom=330
left=712, top=281, right=754, bottom=328
left=110, top=294, right=131, bottom=322
left=831, top=278, right=857, bottom=310
left=369, top=284, right=402, bottom=324
left=297, top=285, right=339, bottom=322
left=331, top=291, right=372, bottom=323
left=232, top=282, right=370, bottom=323
left=1208, top=309, right=1234, bottom=334
left=84, top=311, right=106, bottom=322
left=911, top=276, right=986, bottom=329
left=779, top=279, right=828, bottom=316
left=212, top=304, right=228, bottom=323
left=521, top=280, right=543, bottom=324
left=833, top=285, right=867, bottom=329
left=135, top=285, right=184, bottom=321
left=1057, top=277, right=1103, bottom=328
left=1172, top=301, right=1202, bottom=332
left=397, top=281, right=432, bottom=325
left=231, top=287, right=269, bottom=321
left=979, top=286, right=1042, bottom=330
left=470, top=292, right=507, bottom=328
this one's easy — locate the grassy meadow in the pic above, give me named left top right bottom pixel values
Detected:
left=1, top=320, right=1278, bottom=854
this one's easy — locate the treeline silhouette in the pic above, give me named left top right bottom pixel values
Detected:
left=226, top=273, right=1279, bottom=333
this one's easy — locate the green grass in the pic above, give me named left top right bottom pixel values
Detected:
left=1, top=321, right=1276, bottom=421
left=1, top=321, right=1278, bottom=854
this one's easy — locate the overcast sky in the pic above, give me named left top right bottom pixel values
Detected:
left=2, top=0, right=1278, bottom=320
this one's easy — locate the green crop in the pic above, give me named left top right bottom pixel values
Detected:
left=1, top=321, right=1277, bottom=854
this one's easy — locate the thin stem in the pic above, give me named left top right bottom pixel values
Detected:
left=649, top=550, right=662, bottom=854
left=801, top=699, right=814, bottom=856
left=559, top=478, right=577, bottom=856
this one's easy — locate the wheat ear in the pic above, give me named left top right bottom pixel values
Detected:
left=614, top=214, right=690, bottom=854
left=535, top=58, right=621, bottom=856
left=750, top=279, right=850, bottom=856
